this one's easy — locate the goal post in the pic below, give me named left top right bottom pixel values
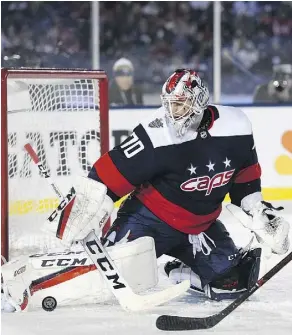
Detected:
left=1, top=68, right=109, bottom=261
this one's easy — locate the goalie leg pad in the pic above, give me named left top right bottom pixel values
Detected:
left=1, top=256, right=33, bottom=311
left=205, top=247, right=261, bottom=300
left=165, top=248, right=262, bottom=301
left=1, top=237, right=158, bottom=311
left=164, top=220, right=262, bottom=301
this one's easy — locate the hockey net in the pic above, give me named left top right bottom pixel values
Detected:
left=1, top=68, right=109, bottom=260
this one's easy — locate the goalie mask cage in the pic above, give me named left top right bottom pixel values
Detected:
left=1, top=68, right=109, bottom=261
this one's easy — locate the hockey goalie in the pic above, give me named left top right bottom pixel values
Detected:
left=2, top=69, right=290, bottom=313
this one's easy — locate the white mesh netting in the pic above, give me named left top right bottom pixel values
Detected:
left=7, top=76, right=104, bottom=258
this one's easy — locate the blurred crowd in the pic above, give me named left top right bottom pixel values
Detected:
left=2, top=1, right=292, bottom=102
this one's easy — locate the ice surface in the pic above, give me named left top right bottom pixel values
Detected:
left=2, top=201, right=292, bottom=335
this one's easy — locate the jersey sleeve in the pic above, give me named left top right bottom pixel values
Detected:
left=88, top=124, right=162, bottom=202
left=229, top=134, right=262, bottom=207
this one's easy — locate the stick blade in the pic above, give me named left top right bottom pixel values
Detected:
left=126, top=279, right=190, bottom=311
left=156, top=251, right=292, bottom=331
left=156, top=315, right=218, bottom=331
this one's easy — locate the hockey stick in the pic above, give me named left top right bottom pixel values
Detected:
left=156, top=250, right=292, bottom=330
left=83, top=230, right=190, bottom=311
left=24, top=143, right=190, bottom=311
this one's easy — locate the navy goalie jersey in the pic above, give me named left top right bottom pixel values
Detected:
left=89, top=105, right=261, bottom=234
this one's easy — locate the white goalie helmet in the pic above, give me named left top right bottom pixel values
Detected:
left=161, top=69, right=210, bottom=136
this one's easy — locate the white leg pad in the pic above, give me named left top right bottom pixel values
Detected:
left=2, top=237, right=158, bottom=311
left=169, top=263, right=203, bottom=290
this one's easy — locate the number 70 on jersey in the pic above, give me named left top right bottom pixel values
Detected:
left=120, top=132, right=145, bottom=158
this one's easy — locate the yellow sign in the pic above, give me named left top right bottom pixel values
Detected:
left=275, top=131, right=292, bottom=175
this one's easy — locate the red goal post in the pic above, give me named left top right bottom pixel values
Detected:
left=1, top=68, right=109, bottom=261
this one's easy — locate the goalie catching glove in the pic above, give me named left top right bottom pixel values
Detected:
left=48, top=176, right=114, bottom=246
left=227, top=192, right=290, bottom=255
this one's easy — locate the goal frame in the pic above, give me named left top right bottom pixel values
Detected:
left=1, top=68, right=109, bottom=261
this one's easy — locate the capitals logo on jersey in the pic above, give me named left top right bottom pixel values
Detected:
left=180, top=159, right=235, bottom=196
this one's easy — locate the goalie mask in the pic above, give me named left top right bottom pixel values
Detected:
left=161, top=69, right=209, bottom=136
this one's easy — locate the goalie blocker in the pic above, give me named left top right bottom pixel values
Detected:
left=44, top=176, right=114, bottom=247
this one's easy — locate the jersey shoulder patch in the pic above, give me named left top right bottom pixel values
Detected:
left=139, top=107, right=173, bottom=148
left=209, top=105, right=252, bottom=137
left=140, top=107, right=199, bottom=148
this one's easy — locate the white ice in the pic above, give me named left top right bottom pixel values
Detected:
left=2, top=201, right=292, bottom=335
